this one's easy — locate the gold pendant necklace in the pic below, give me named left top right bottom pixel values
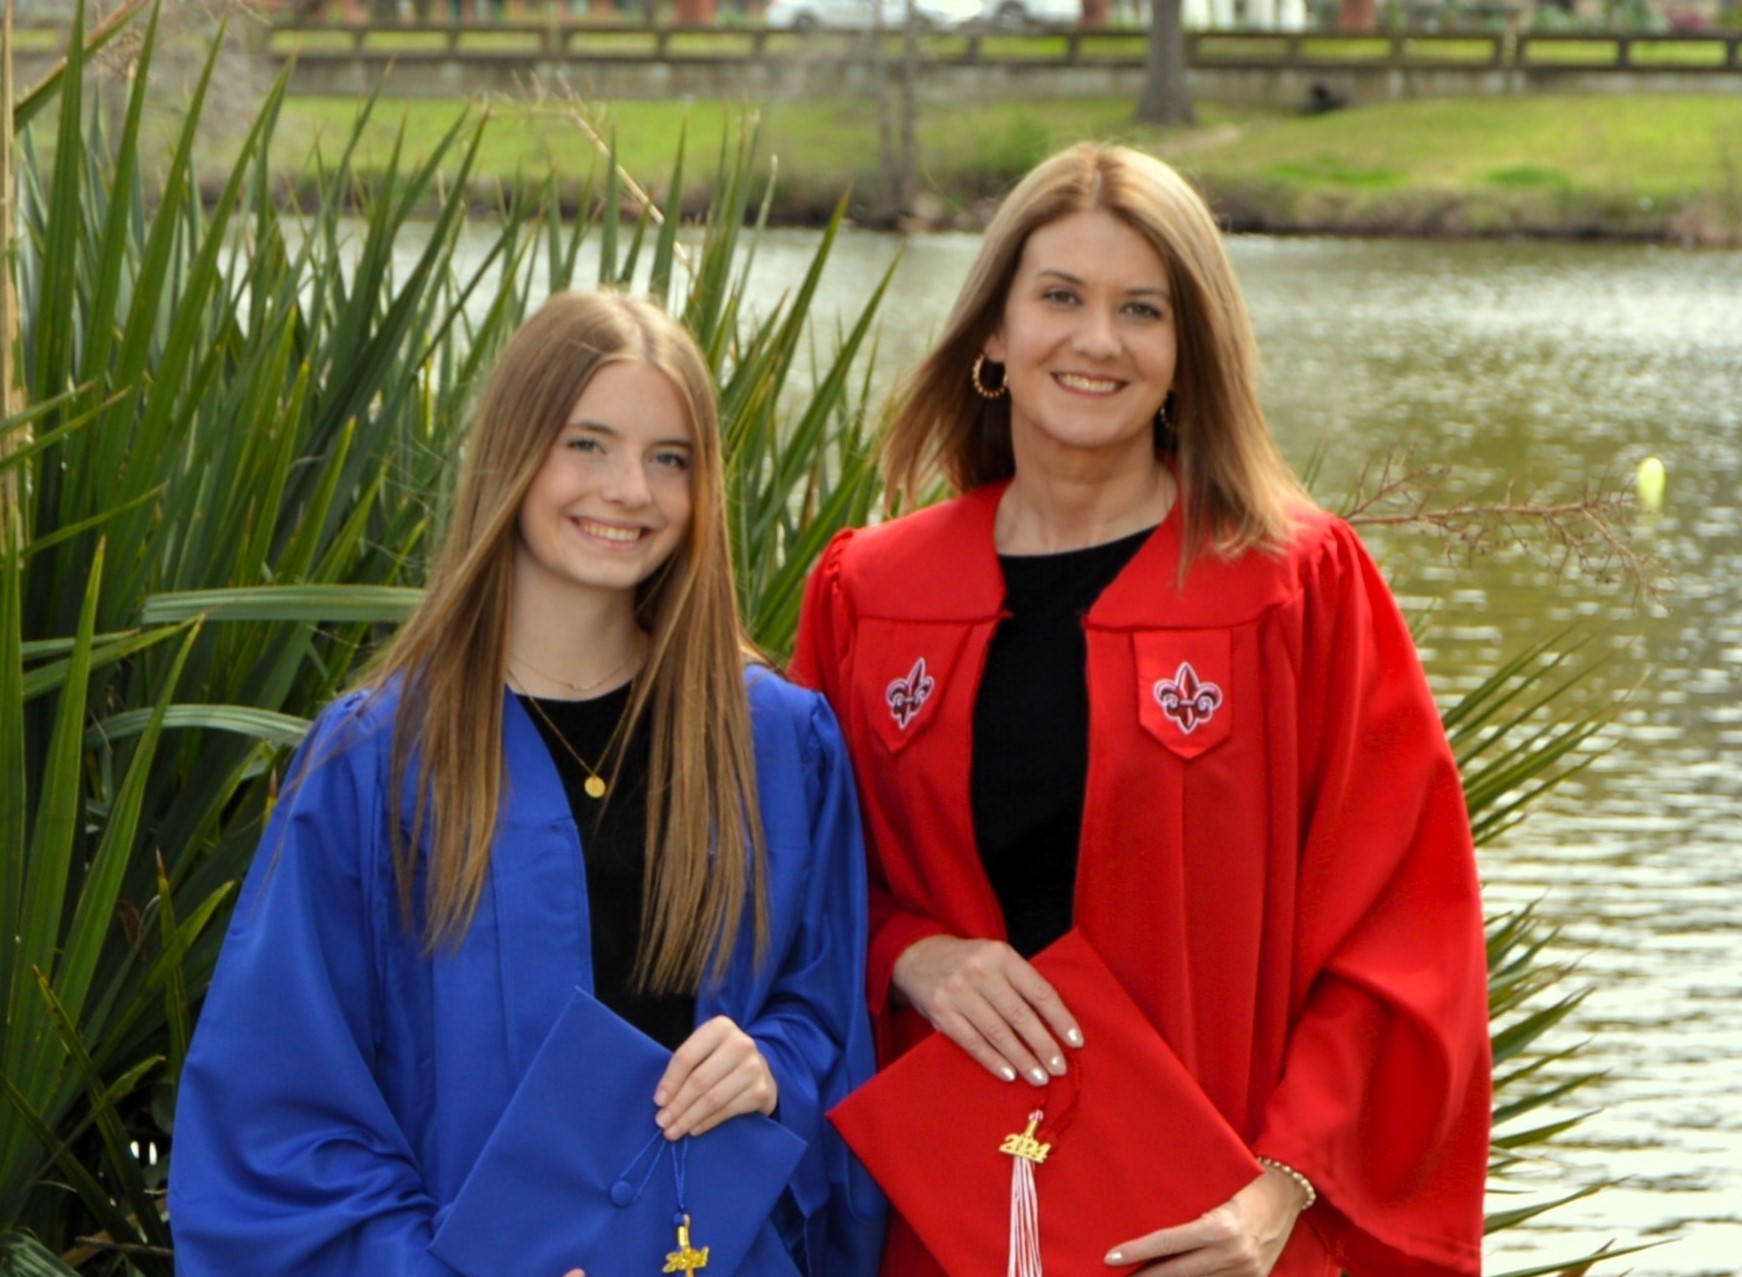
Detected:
left=514, top=677, right=629, bottom=801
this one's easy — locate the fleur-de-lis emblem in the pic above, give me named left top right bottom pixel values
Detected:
left=1153, top=661, right=1223, bottom=735
left=886, top=657, right=935, bottom=730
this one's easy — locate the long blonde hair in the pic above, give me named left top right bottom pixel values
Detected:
left=882, top=142, right=1307, bottom=567
left=364, top=291, right=766, bottom=994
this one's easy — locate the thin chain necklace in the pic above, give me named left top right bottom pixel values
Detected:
left=509, top=645, right=640, bottom=697
left=512, top=671, right=633, bottom=801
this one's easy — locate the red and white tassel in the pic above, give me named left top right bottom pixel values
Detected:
left=1007, top=1109, right=1044, bottom=1277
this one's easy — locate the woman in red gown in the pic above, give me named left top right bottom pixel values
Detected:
left=792, top=143, right=1490, bottom=1277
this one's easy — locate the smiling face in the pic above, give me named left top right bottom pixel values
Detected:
left=983, top=209, right=1178, bottom=476
left=513, top=359, right=695, bottom=615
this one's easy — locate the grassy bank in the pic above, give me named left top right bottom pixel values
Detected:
left=1179, top=94, right=1742, bottom=242
left=239, top=92, right=1742, bottom=242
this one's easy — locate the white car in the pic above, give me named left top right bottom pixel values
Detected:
left=764, top=0, right=984, bottom=29
left=981, top=0, right=1146, bottom=26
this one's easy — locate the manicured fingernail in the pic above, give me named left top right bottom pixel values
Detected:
left=655, top=1110, right=670, bottom=1128
left=1049, top=1056, right=1066, bottom=1074
left=1029, top=1067, right=1047, bottom=1085
left=999, top=1065, right=1017, bottom=1082
left=654, top=1089, right=668, bottom=1105
left=1106, top=1251, right=1124, bottom=1264
left=1066, top=1028, right=1083, bottom=1047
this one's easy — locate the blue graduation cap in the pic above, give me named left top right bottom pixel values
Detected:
left=430, top=987, right=806, bottom=1277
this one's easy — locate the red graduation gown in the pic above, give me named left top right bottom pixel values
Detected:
left=790, top=483, right=1489, bottom=1277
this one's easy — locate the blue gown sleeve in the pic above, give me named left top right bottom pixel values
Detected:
left=168, top=695, right=459, bottom=1277
left=735, top=689, right=886, bottom=1277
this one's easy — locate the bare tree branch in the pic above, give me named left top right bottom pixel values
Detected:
left=1339, top=454, right=1661, bottom=604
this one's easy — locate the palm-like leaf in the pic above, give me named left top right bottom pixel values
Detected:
left=1438, top=638, right=1639, bottom=1275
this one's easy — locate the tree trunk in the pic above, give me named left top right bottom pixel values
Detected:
left=871, top=0, right=895, bottom=220
left=1135, top=0, right=1193, bottom=125
left=897, top=0, right=917, bottom=217
left=1338, top=0, right=1377, bottom=28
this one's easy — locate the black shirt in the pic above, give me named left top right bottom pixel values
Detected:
left=969, top=527, right=1153, bottom=958
left=517, top=684, right=697, bottom=1051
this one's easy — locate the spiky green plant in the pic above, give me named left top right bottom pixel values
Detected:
left=4, top=5, right=1646, bottom=1276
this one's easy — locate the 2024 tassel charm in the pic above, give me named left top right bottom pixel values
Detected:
left=663, top=1212, right=709, bottom=1273
left=1002, top=1110, right=1050, bottom=1277
left=998, top=1061, right=1080, bottom=1277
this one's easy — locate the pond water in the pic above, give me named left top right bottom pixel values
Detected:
left=436, top=222, right=1742, bottom=1275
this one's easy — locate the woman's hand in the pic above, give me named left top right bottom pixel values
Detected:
left=1102, top=1165, right=1308, bottom=1275
left=560, top=1270, right=586, bottom=1276
left=890, top=935, right=1082, bottom=1086
left=653, top=1015, right=778, bottom=1140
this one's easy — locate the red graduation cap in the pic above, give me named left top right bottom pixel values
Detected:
left=430, top=987, right=805, bottom=1277
left=829, top=930, right=1262, bottom=1276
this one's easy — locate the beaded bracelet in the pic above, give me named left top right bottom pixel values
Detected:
left=1256, top=1156, right=1318, bottom=1210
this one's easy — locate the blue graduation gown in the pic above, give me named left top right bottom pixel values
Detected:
left=169, top=668, right=884, bottom=1277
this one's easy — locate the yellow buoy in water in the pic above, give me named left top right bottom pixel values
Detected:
left=1636, top=456, right=1666, bottom=513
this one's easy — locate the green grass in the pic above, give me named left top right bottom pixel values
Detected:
left=1301, top=35, right=1394, bottom=59
left=441, top=29, right=550, bottom=49
left=1485, top=163, right=1572, bottom=189
left=1264, top=154, right=1405, bottom=188
left=1193, top=34, right=1290, bottom=58
left=1628, top=38, right=1731, bottom=66
left=1077, top=34, right=1150, bottom=58
left=566, top=29, right=662, bottom=51
left=1400, top=36, right=1500, bottom=62
left=259, top=94, right=1176, bottom=201
left=1174, top=94, right=1742, bottom=199
left=977, top=33, right=1071, bottom=58
left=666, top=30, right=758, bottom=52
left=271, top=28, right=364, bottom=51
left=360, top=30, right=456, bottom=49
left=1521, top=36, right=1622, bottom=63
left=1168, top=94, right=1742, bottom=239
left=199, top=92, right=1742, bottom=238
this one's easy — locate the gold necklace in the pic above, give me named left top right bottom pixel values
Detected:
left=514, top=677, right=632, bottom=801
left=509, top=645, right=639, bottom=697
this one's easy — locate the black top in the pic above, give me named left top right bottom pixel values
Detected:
left=517, top=684, right=697, bottom=1052
left=970, top=527, right=1153, bottom=958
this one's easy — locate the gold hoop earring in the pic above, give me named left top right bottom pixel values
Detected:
left=971, top=354, right=1007, bottom=400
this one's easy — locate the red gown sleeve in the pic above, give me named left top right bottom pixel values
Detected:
left=1255, top=521, right=1490, bottom=1277
left=790, top=531, right=952, bottom=1023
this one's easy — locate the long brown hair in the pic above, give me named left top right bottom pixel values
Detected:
left=363, top=291, right=767, bottom=994
left=882, top=143, right=1307, bottom=567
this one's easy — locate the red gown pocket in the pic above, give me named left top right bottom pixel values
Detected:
left=1133, top=630, right=1234, bottom=760
left=853, top=619, right=973, bottom=757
